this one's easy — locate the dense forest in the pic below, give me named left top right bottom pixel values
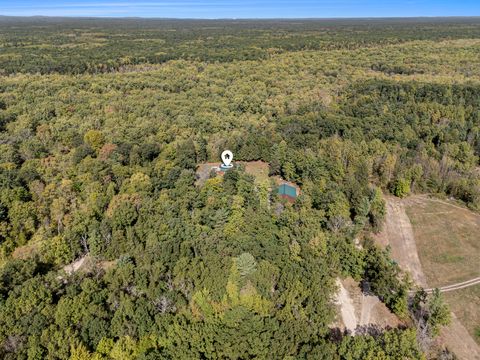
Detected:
left=1, top=17, right=480, bottom=75
left=0, top=17, right=478, bottom=359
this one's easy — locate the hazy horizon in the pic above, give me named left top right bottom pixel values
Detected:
left=0, top=0, right=478, bottom=19
left=1, top=15, right=480, bottom=20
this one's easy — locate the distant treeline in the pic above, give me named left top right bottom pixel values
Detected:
left=1, top=17, right=480, bottom=74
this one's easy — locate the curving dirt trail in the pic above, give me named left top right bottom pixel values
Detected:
left=424, top=277, right=480, bottom=293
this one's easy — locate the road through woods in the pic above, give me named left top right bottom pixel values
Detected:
left=376, top=196, right=480, bottom=359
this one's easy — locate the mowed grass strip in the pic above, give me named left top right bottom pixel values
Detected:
left=405, top=197, right=480, bottom=288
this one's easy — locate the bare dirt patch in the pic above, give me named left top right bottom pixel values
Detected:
left=62, top=256, right=88, bottom=275
left=61, top=256, right=117, bottom=276
left=195, top=162, right=221, bottom=185
left=334, top=278, right=358, bottom=334
left=333, top=277, right=401, bottom=335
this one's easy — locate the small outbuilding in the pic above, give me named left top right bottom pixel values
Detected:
left=277, top=182, right=299, bottom=202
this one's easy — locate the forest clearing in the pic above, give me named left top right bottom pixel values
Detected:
left=405, top=196, right=480, bottom=287
left=333, top=277, right=401, bottom=335
left=377, top=195, right=480, bottom=358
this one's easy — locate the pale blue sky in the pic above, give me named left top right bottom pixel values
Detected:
left=0, top=0, right=479, bottom=18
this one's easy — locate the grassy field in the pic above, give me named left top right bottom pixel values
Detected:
left=239, top=161, right=270, bottom=184
left=196, top=161, right=270, bottom=185
left=405, top=196, right=480, bottom=344
left=444, top=284, right=480, bottom=345
left=405, top=196, right=480, bottom=287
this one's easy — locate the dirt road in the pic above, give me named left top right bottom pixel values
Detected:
left=424, top=277, right=480, bottom=293
left=375, top=197, right=428, bottom=287
left=335, top=279, right=358, bottom=334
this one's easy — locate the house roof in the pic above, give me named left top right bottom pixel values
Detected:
left=278, top=183, right=297, bottom=198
